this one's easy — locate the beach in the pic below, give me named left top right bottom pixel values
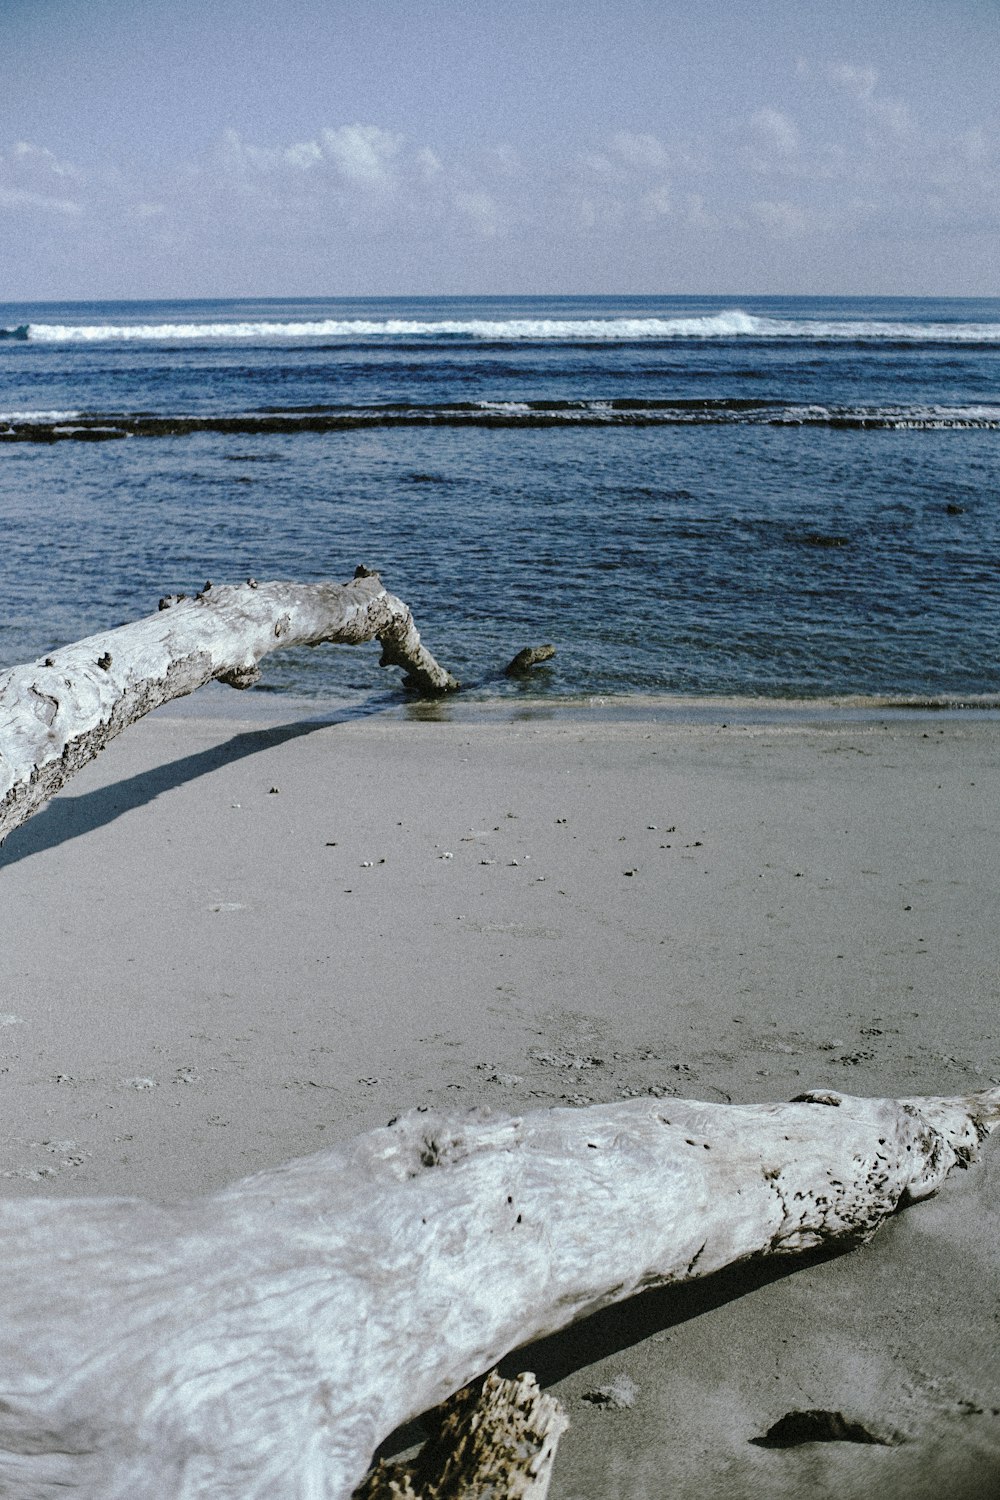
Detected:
left=1, top=697, right=997, bottom=1498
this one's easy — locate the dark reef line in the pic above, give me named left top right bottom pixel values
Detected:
left=3, top=406, right=998, bottom=443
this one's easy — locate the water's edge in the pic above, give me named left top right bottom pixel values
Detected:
left=150, top=681, right=1000, bottom=729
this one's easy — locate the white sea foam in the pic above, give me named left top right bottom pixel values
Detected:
left=25, top=311, right=1000, bottom=344
left=27, top=313, right=760, bottom=342
left=0, top=409, right=81, bottom=421
left=777, top=403, right=1000, bottom=428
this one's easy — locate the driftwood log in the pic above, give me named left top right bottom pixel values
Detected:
left=0, top=571, right=458, bottom=844
left=0, top=1085, right=996, bottom=1498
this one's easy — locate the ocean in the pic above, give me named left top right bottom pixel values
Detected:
left=1, top=294, right=998, bottom=712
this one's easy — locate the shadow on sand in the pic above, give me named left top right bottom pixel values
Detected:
left=374, top=1243, right=847, bottom=1461
left=0, top=716, right=341, bottom=870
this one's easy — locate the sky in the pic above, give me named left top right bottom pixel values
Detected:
left=1, top=0, right=998, bottom=299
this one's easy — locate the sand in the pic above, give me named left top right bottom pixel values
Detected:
left=1, top=696, right=998, bottom=1498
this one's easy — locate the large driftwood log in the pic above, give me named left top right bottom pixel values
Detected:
left=0, top=572, right=457, bottom=843
left=0, top=1085, right=996, bottom=1499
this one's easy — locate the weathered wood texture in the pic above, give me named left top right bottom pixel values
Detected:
left=0, top=572, right=457, bottom=843
left=0, top=1086, right=996, bottom=1499
left=504, top=644, right=555, bottom=676
left=356, top=1371, right=567, bottom=1500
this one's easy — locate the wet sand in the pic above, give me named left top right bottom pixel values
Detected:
left=1, top=701, right=997, bottom=1497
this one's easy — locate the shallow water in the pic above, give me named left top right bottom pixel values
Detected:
left=1, top=294, right=998, bottom=709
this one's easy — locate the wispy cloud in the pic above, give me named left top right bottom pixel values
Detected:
left=827, top=63, right=879, bottom=102
left=823, top=62, right=914, bottom=139
left=584, top=129, right=700, bottom=180
left=750, top=108, right=799, bottom=158
left=453, top=189, right=502, bottom=238
left=3, top=63, right=997, bottom=297
left=0, top=140, right=83, bottom=214
left=0, top=185, right=82, bottom=215
left=608, top=131, right=673, bottom=173
left=751, top=198, right=811, bottom=238
left=320, top=125, right=403, bottom=184
left=211, top=124, right=405, bottom=185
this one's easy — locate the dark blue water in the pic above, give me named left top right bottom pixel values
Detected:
left=1, top=295, right=998, bottom=707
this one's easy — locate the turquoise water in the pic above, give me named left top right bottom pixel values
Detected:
left=1, top=295, right=998, bottom=707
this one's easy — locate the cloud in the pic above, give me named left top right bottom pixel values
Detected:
left=4, top=80, right=997, bottom=298
left=827, top=63, right=879, bottom=102
left=212, top=124, right=404, bottom=184
left=681, top=192, right=719, bottom=231
left=485, top=144, right=521, bottom=179
left=752, top=198, right=811, bottom=238
left=750, top=108, right=799, bottom=157
left=416, top=146, right=444, bottom=180
left=642, top=185, right=671, bottom=217
left=152, top=121, right=526, bottom=270
left=453, top=189, right=502, bottom=238
left=0, top=140, right=83, bottom=214
left=213, top=128, right=282, bottom=173
left=283, top=140, right=324, bottom=170
left=9, top=141, right=81, bottom=180
left=320, top=124, right=402, bottom=184
left=0, top=185, right=81, bottom=214
left=609, top=131, right=672, bottom=173
left=572, top=129, right=692, bottom=230
left=955, top=128, right=990, bottom=168
left=867, top=96, right=914, bottom=139
left=825, top=62, right=913, bottom=139
left=585, top=130, right=700, bottom=181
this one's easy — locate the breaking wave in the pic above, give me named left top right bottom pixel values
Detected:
left=20, top=311, right=1000, bottom=345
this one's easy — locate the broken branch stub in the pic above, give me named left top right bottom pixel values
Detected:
left=356, top=1371, right=568, bottom=1500
left=0, top=573, right=458, bottom=842
left=0, top=1086, right=996, bottom=1498
left=504, top=644, right=555, bottom=677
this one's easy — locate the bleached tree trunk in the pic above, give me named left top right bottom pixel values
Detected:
left=0, top=571, right=457, bottom=843
left=0, top=1086, right=996, bottom=1500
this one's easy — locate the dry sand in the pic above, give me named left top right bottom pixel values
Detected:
left=1, top=696, right=998, bottom=1498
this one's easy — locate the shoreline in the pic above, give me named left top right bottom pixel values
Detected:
left=1, top=703, right=997, bottom=1496
left=153, top=678, right=1000, bottom=727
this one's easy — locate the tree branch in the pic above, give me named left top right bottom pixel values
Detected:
left=0, top=571, right=458, bottom=842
